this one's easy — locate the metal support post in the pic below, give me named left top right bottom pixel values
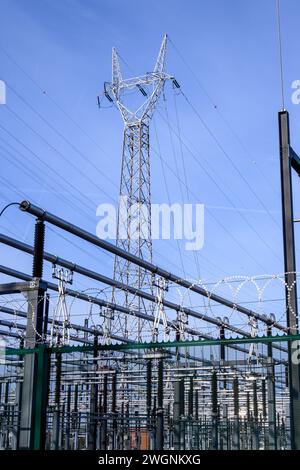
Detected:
left=232, top=376, right=240, bottom=450
left=188, top=376, right=193, bottom=449
left=19, top=218, right=49, bottom=450
left=146, top=360, right=152, bottom=418
left=100, top=375, right=108, bottom=450
left=51, top=352, right=61, bottom=449
left=180, top=379, right=185, bottom=450
left=194, top=389, right=199, bottom=449
left=73, top=384, right=79, bottom=450
left=88, top=337, right=98, bottom=450
left=111, top=372, right=117, bottom=449
left=65, top=385, right=71, bottom=450
left=211, top=371, right=218, bottom=450
left=252, top=381, right=259, bottom=449
left=156, top=359, right=164, bottom=450
left=279, top=110, right=300, bottom=449
left=146, top=360, right=152, bottom=444
left=173, top=380, right=182, bottom=450
left=266, top=326, right=277, bottom=449
left=32, top=345, right=50, bottom=450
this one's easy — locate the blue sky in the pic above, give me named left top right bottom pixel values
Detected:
left=0, top=0, right=300, bottom=335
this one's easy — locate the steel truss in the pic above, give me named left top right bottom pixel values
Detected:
left=107, top=35, right=172, bottom=340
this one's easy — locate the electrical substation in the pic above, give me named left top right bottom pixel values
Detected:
left=0, top=33, right=300, bottom=452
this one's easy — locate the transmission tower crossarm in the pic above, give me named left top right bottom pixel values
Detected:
left=108, top=34, right=171, bottom=125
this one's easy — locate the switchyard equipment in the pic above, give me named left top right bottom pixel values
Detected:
left=0, top=187, right=298, bottom=450
left=0, top=36, right=300, bottom=451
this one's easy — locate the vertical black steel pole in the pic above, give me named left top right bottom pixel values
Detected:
left=173, top=380, right=182, bottom=450
left=266, top=325, right=277, bottom=449
left=247, top=391, right=251, bottom=421
left=150, top=396, right=156, bottom=449
left=220, top=325, right=225, bottom=362
left=252, top=381, right=259, bottom=450
left=100, top=374, right=108, bottom=450
left=180, top=379, right=185, bottom=450
left=32, top=218, right=45, bottom=278
left=14, top=340, right=24, bottom=450
left=188, top=377, right=193, bottom=417
left=220, top=325, right=227, bottom=390
left=66, top=385, right=71, bottom=450
left=4, top=382, right=9, bottom=448
left=61, top=402, right=65, bottom=448
left=52, top=352, right=61, bottom=449
left=146, top=360, right=152, bottom=448
left=211, top=371, right=218, bottom=450
left=32, top=345, right=50, bottom=450
left=232, top=376, right=240, bottom=450
left=246, top=391, right=251, bottom=449
left=261, top=378, right=267, bottom=449
left=188, top=377, right=193, bottom=450
left=146, top=360, right=152, bottom=419
left=262, top=379, right=267, bottom=420
left=194, top=389, right=199, bottom=449
left=73, top=384, right=79, bottom=450
left=111, top=372, right=117, bottom=449
left=156, top=359, right=164, bottom=450
left=279, top=110, right=300, bottom=450
left=88, top=336, right=98, bottom=450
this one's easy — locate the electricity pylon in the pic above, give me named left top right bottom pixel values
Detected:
left=104, top=34, right=172, bottom=341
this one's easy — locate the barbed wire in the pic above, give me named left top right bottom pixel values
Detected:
left=0, top=271, right=298, bottom=346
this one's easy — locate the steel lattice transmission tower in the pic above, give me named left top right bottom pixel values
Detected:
left=103, top=35, right=172, bottom=341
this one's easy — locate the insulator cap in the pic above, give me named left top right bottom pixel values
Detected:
left=19, top=200, right=31, bottom=211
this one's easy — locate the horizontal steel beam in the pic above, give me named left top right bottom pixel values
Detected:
left=3, top=333, right=295, bottom=356
left=0, top=318, right=94, bottom=345
left=0, top=305, right=128, bottom=344
left=18, top=201, right=286, bottom=331
left=0, top=280, right=46, bottom=295
left=291, top=147, right=300, bottom=175
left=0, top=329, right=19, bottom=339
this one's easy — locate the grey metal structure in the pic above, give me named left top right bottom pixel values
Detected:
left=104, top=34, right=172, bottom=340
left=0, top=36, right=299, bottom=449
left=0, top=199, right=294, bottom=451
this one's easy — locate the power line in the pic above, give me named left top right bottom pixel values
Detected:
left=276, top=0, right=285, bottom=110
left=0, top=122, right=95, bottom=218
left=0, top=44, right=234, bottom=282
left=168, top=36, right=280, bottom=195
left=177, top=88, right=283, bottom=236
left=172, top=91, right=203, bottom=281
left=0, top=126, right=198, bottom=281
left=5, top=105, right=115, bottom=206
left=0, top=43, right=251, bottom=284
left=155, top=108, right=281, bottom=269
left=4, top=83, right=203, bottom=280
left=0, top=41, right=280, bottom=286
left=6, top=83, right=118, bottom=191
left=0, top=150, right=117, bottom=270
left=0, top=93, right=203, bottom=281
left=151, top=140, right=267, bottom=273
left=0, top=45, right=115, bottom=162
